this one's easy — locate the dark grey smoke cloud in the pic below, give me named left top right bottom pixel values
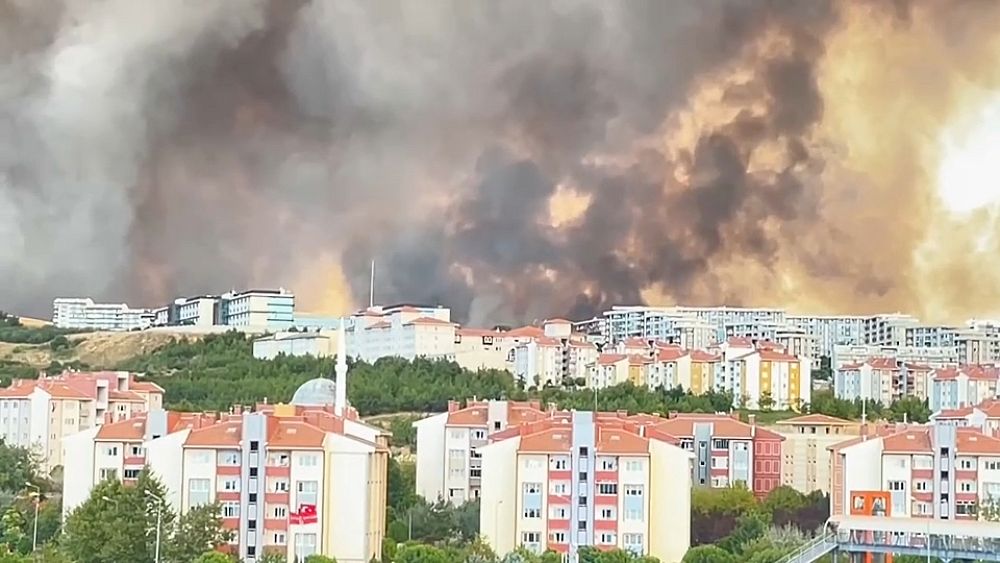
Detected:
left=2, top=0, right=983, bottom=325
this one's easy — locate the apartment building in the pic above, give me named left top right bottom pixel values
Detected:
left=772, top=414, right=861, bottom=494
left=454, top=328, right=519, bottom=371
left=0, top=371, right=163, bottom=470
left=834, top=359, right=934, bottom=404
left=346, top=304, right=456, bottom=362
left=511, top=321, right=599, bottom=387
left=862, top=314, right=919, bottom=347
left=931, top=399, right=1000, bottom=437
left=52, top=298, right=153, bottom=331
left=832, top=344, right=959, bottom=369
left=151, top=289, right=295, bottom=330
left=600, top=307, right=716, bottom=349
left=413, top=400, right=549, bottom=504
left=729, top=348, right=811, bottom=410
left=63, top=401, right=387, bottom=563
left=479, top=411, right=693, bottom=563
left=928, top=366, right=1000, bottom=412
left=830, top=423, right=1000, bottom=521
left=786, top=315, right=865, bottom=359
left=62, top=409, right=219, bottom=515
left=641, top=413, right=784, bottom=497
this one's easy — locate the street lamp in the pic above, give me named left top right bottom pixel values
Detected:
left=24, top=483, right=39, bottom=552
left=144, top=490, right=164, bottom=563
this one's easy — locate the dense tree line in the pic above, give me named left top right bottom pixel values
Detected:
left=684, top=485, right=829, bottom=563
left=0, top=313, right=81, bottom=346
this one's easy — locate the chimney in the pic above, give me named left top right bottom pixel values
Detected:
left=448, top=400, right=460, bottom=413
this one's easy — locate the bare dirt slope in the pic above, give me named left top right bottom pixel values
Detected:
left=0, top=331, right=184, bottom=369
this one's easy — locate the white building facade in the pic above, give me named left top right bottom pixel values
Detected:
left=52, top=298, right=153, bottom=331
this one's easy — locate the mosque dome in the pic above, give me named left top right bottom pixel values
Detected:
left=290, top=377, right=337, bottom=407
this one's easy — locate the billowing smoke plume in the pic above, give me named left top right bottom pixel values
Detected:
left=4, top=0, right=1000, bottom=325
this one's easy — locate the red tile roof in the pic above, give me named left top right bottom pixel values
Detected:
left=656, top=347, right=687, bottom=362
left=690, top=350, right=721, bottom=362
left=598, top=353, right=627, bottom=366
left=758, top=349, right=799, bottom=362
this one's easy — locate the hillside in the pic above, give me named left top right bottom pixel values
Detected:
left=0, top=331, right=182, bottom=369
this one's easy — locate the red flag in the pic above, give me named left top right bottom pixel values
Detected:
left=299, top=504, right=318, bottom=524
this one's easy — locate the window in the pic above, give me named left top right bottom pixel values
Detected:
left=680, top=440, right=693, bottom=450
left=123, top=468, right=141, bottom=480
left=957, top=501, right=977, bottom=516
left=550, top=481, right=569, bottom=495
left=188, top=478, right=211, bottom=506
left=985, top=460, right=1000, bottom=471
left=104, top=446, right=119, bottom=456
left=914, top=480, right=929, bottom=492
left=713, top=439, right=730, bottom=450
left=599, top=457, right=617, bottom=471
left=599, top=533, right=617, bottom=545
left=959, top=458, right=975, bottom=470
left=577, top=520, right=587, bottom=531
left=190, top=451, right=212, bottom=464
left=524, top=458, right=543, bottom=469
left=625, top=459, right=643, bottom=472
left=960, top=481, right=977, bottom=493
left=472, top=429, right=486, bottom=440
left=579, top=446, right=589, bottom=456
left=625, top=485, right=644, bottom=497
left=578, top=496, right=587, bottom=507
left=272, top=479, right=289, bottom=493
left=550, top=456, right=569, bottom=470
left=222, top=502, right=240, bottom=518
left=130, top=445, right=143, bottom=457
left=269, top=452, right=290, bottom=467
left=218, top=451, right=240, bottom=466
left=598, top=507, right=616, bottom=520
left=249, top=440, right=259, bottom=452
left=99, top=468, right=118, bottom=481
left=711, top=456, right=729, bottom=469
left=294, top=533, right=317, bottom=559
left=298, top=454, right=318, bottom=467
left=271, top=532, right=286, bottom=545
left=271, top=505, right=288, bottom=519
left=523, top=483, right=542, bottom=495
left=597, top=483, right=618, bottom=495
left=887, top=481, right=906, bottom=491
left=549, top=506, right=568, bottom=519
left=296, top=481, right=318, bottom=506
left=623, top=533, right=644, bottom=553
left=549, top=531, right=567, bottom=544
left=523, top=507, right=541, bottom=518
left=521, top=531, right=541, bottom=544
left=219, top=478, right=240, bottom=492
left=449, top=430, right=464, bottom=440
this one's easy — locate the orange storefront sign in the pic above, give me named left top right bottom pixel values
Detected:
left=848, top=490, right=892, bottom=563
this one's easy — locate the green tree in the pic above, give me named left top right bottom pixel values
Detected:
left=681, top=545, right=737, bottom=563
left=0, top=506, right=28, bottom=555
left=193, top=552, right=235, bottom=563
left=464, top=537, right=497, bottom=563
left=395, top=544, right=450, bottom=563
left=305, top=555, right=338, bottom=563
left=259, top=553, right=287, bottom=563
left=166, top=503, right=233, bottom=563
left=62, top=470, right=176, bottom=563
left=0, top=441, right=38, bottom=494
left=538, top=551, right=562, bottom=563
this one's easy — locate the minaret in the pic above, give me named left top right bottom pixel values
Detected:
left=335, top=317, right=348, bottom=417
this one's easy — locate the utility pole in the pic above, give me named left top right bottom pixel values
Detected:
left=25, top=483, right=39, bottom=552
left=145, top=490, right=164, bottom=563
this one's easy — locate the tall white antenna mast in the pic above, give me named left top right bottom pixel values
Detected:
left=369, top=260, right=375, bottom=308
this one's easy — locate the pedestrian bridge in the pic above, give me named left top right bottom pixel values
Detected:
left=778, top=515, right=1000, bottom=563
